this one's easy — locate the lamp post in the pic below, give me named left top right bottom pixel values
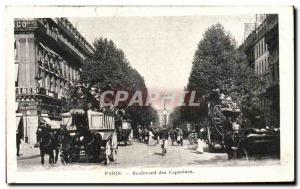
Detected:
left=162, top=93, right=167, bottom=126
left=24, top=103, right=29, bottom=143
left=163, top=110, right=167, bottom=126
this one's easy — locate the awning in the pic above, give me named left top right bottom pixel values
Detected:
left=16, top=116, right=21, bottom=129
left=15, top=102, right=19, bottom=112
left=39, top=42, right=60, bottom=58
left=15, top=63, right=19, bottom=82
left=41, top=117, right=61, bottom=129
left=60, top=112, right=71, bottom=117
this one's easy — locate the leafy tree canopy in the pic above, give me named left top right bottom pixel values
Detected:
left=179, top=23, right=263, bottom=124
left=62, top=37, right=158, bottom=128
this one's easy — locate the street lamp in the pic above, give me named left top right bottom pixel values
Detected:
left=163, top=109, right=168, bottom=126
left=24, top=103, right=29, bottom=143
left=162, top=93, right=168, bottom=126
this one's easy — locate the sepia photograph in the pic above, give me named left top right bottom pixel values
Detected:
left=5, top=6, right=294, bottom=183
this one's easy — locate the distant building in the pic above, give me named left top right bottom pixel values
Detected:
left=157, top=109, right=172, bottom=127
left=241, top=14, right=279, bottom=127
left=15, top=18, right=94, bottom=144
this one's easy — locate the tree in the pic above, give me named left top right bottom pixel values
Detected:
left=62, top=37, right=158, bottom=130
left=181, top=23, right=263, bottom=124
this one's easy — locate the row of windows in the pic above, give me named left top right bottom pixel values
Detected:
left=37, top=70, right=67, bottom=97
left=257, top=66, right=279, bottom=94
left=40, top=18, right=92, bottom=56
left=255, top=37, right=268, bottom=59
left=14, top=38, right=80, bottom=82
left=53, top=18, right=92, bottom=51
left=260, top=98, right=269, bottom=109
left=37, top=47, right=80, bottom=81
left=256, top=57, right=269, bottom=75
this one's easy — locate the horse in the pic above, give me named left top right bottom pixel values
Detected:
left=39, top=126, right=59, bottom=165
left=56, top=126, right=79, bottom=163
left=71, top=126, right=102, bottom=163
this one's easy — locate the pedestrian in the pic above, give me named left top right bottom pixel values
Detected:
left=155, top=128, right=160, bottom=144
left=16, top=129, right=21, bottom=156
left=159, top=126, right=169, bottom=154
left=148, top=128, right=154, bottom=146
left=196, top=138, right=205, bottom=153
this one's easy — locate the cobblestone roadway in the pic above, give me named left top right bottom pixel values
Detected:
left=17, top=140, right=280, bottom=171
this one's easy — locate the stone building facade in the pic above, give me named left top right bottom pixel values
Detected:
left=242, top=14, right=279, bottom=127
left=14, top=18, right=94, bottom=143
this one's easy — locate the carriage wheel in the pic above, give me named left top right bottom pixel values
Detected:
left=105, top=141, right=111, bottom=165
left=110, top=148, right=117, bottom=162
left=208, top=143, right=214, bottom=152
left=238, top=147, right=249, bottom=161
left=129, top=136, right=133, bottom=144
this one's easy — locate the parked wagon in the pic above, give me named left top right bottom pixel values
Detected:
left=206, top=90, right=280, bottom=160
left=116, top=119, right=133, bottom=145
left=59, top=109, right=117, bottom=164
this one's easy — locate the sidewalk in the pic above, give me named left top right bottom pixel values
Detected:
left=17, top=142, right=40, bottom=160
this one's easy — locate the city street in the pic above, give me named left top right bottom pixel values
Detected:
left=9, top=9, right=292, bottom=184
left=17, top=140, right=280, bottom=171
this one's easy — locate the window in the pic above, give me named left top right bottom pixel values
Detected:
left=45, top=74, right=50, bottom=90
left=45, top=54, right=49, bottom=66
left=68, top=66, right=71, bottom=80
left=70, top=67, right=73, bottom=81
left=41, top=71, right=45, bottom=88
left=56, top=79, right=60, bottom=93
left=71, top=67, right=75, bottom=81
left=265, top=58, right=267, bottom=71
left=262, top=61, right=264, bottom=73
left=14, top=40, right=17, bottom=61
left=63, top=62, right=66, bottom=77
left=255, top=46, right=257, bottom=58
left=256, top=64, right=258, bottom=74
left=49, top=76, right=53, bottom=91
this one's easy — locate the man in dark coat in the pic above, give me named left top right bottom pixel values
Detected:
left=159, top=126, right=169, bottom=140
left=159, top=126, right=169, bottom=154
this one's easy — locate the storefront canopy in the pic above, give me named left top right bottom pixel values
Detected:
left=15, top=102, right=19, bottom=112
left=41, top=117, right=61, bottom=129
left=60, top=112, right=71, bottom=117
left=16, top=116, right=22, bottom=129
left=15, top=63, right=19, bottom=82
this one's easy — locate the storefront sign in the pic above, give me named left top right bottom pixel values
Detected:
left=18, top=101, right=38, bottom=110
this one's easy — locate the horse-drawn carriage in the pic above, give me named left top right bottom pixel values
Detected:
left=59, top=109, right=117, bottom=164
left=205, top=93, right=280, bottom=160
left=116, top=119, right=133, bottom=145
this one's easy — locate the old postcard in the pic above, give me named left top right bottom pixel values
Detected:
left=6, top=6, right=294, bottom=183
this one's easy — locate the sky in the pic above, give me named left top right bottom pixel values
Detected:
left=69, top=15, right=256, bottom=109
